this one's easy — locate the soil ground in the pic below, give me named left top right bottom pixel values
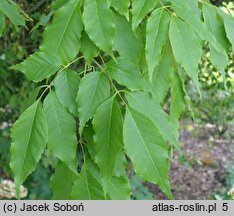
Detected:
left=146, top=119, right=234, bottom=200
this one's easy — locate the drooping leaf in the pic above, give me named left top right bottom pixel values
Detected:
left=169, top=0, right=207, bottom=39
left=77, top=71, right=110, bottom=134
left=50, top=161, right=77, bottom=200
left=11, top=52, right=61, bottom=82
left=169, top=0, right=229, bottom=75
left=125, top=91, right=179, bottom=148
left=92, top=96, right=123, bottom=178
left=170, top=71, right=186, bottom=129
left=114, top=12, right=143, bottom=64
left=146, top=8, right=170, bottom=80
left=83, top=125, right=96, bottom=162
left=151, top=45, right=173, bottom=104
left=40, top=0, right=83, bottom=64
left=43, top=91, right=77, bottom=172
left=110, top=0, right=129, bottom=19
left=10, top=100, right=48, bottom=194
left=80, top=31, right=100, bottom=64
left=203, top=5, right=229, bottom=82
left=54, top=70, right=80, bottom=116
left=102, top=151, right=131, bottom=200
left=0, top=0, right=25, bottom=26
left=169, top=16, right=202, bottom=91
left=132, top=0, right=158, bottom=31
left=203, top=4, right=230, bottom=52
left=71, top=165, right=105, bottom=200
left=106, top=58, right=146, bottom=91
left=219, top=9, right=234, bottom=52
left=103, top=175, right=131, bottom=200
left=82, top=0, right=115, bottom=55
left=123, top=107, right=172, bottom=199
left=0, top=12, right=5, bottom=37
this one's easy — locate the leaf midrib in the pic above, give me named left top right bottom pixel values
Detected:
left=18, top=101, right=39, bottom=182
left=56, top=0, right=80, bottom=53
left=93, top=0, right=112, bottom=53
left=127, top=108, right=168, bottom=191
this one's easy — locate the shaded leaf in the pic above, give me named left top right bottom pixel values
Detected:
left=102, top=151, right=131, bottom=199
left=114, top=12, right=142, bottom=64
left=50, top=161, right=77, bottom=200
left=77, top=71, right=110, bottom=134
left=71, top=165, right=105, bottom=200
left=0, top=12, right=5, bottom=37
left=151, top=45, right=173, bottom=104
left=170, top=71, right=186, bottom=129
left=80, top=31, right=100, bottom=64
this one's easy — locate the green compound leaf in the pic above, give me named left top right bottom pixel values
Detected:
left=40, top=0, right=83, bottom=64
left=10, top=100, right=48, bottom=195
left=44, top=91, right=77, bottom=172
left=114, top=12, right=143, bottom=64
left=77, top=71, right=110, bottom=134
left=107, top=58, right=146, bottom=91
left=82, top=0, right=115, bottom=55
left=71, top=165, right=105, bottom=200
left=132, top=0, right=158, bottom=32
left=125, top=91, right=179, bottom=149
left=169, top=16, right=202, bottom=91
left=11, top=52, right=61, bottom=82
left=50, top=161, right=77, bottom=200
left=146, top=8, right=170, bottom=80
left=0, top=0, right=25, bottom=26
left=80, top=31, right=100, bottom=64
left=92, top=96, right=123, bottom=178
left=123, top=107, right=173, bottom=199
left=54, top=70, right=80, bottom=116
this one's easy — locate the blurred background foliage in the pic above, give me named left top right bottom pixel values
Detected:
left=0, top=0, right=233, bottom=200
